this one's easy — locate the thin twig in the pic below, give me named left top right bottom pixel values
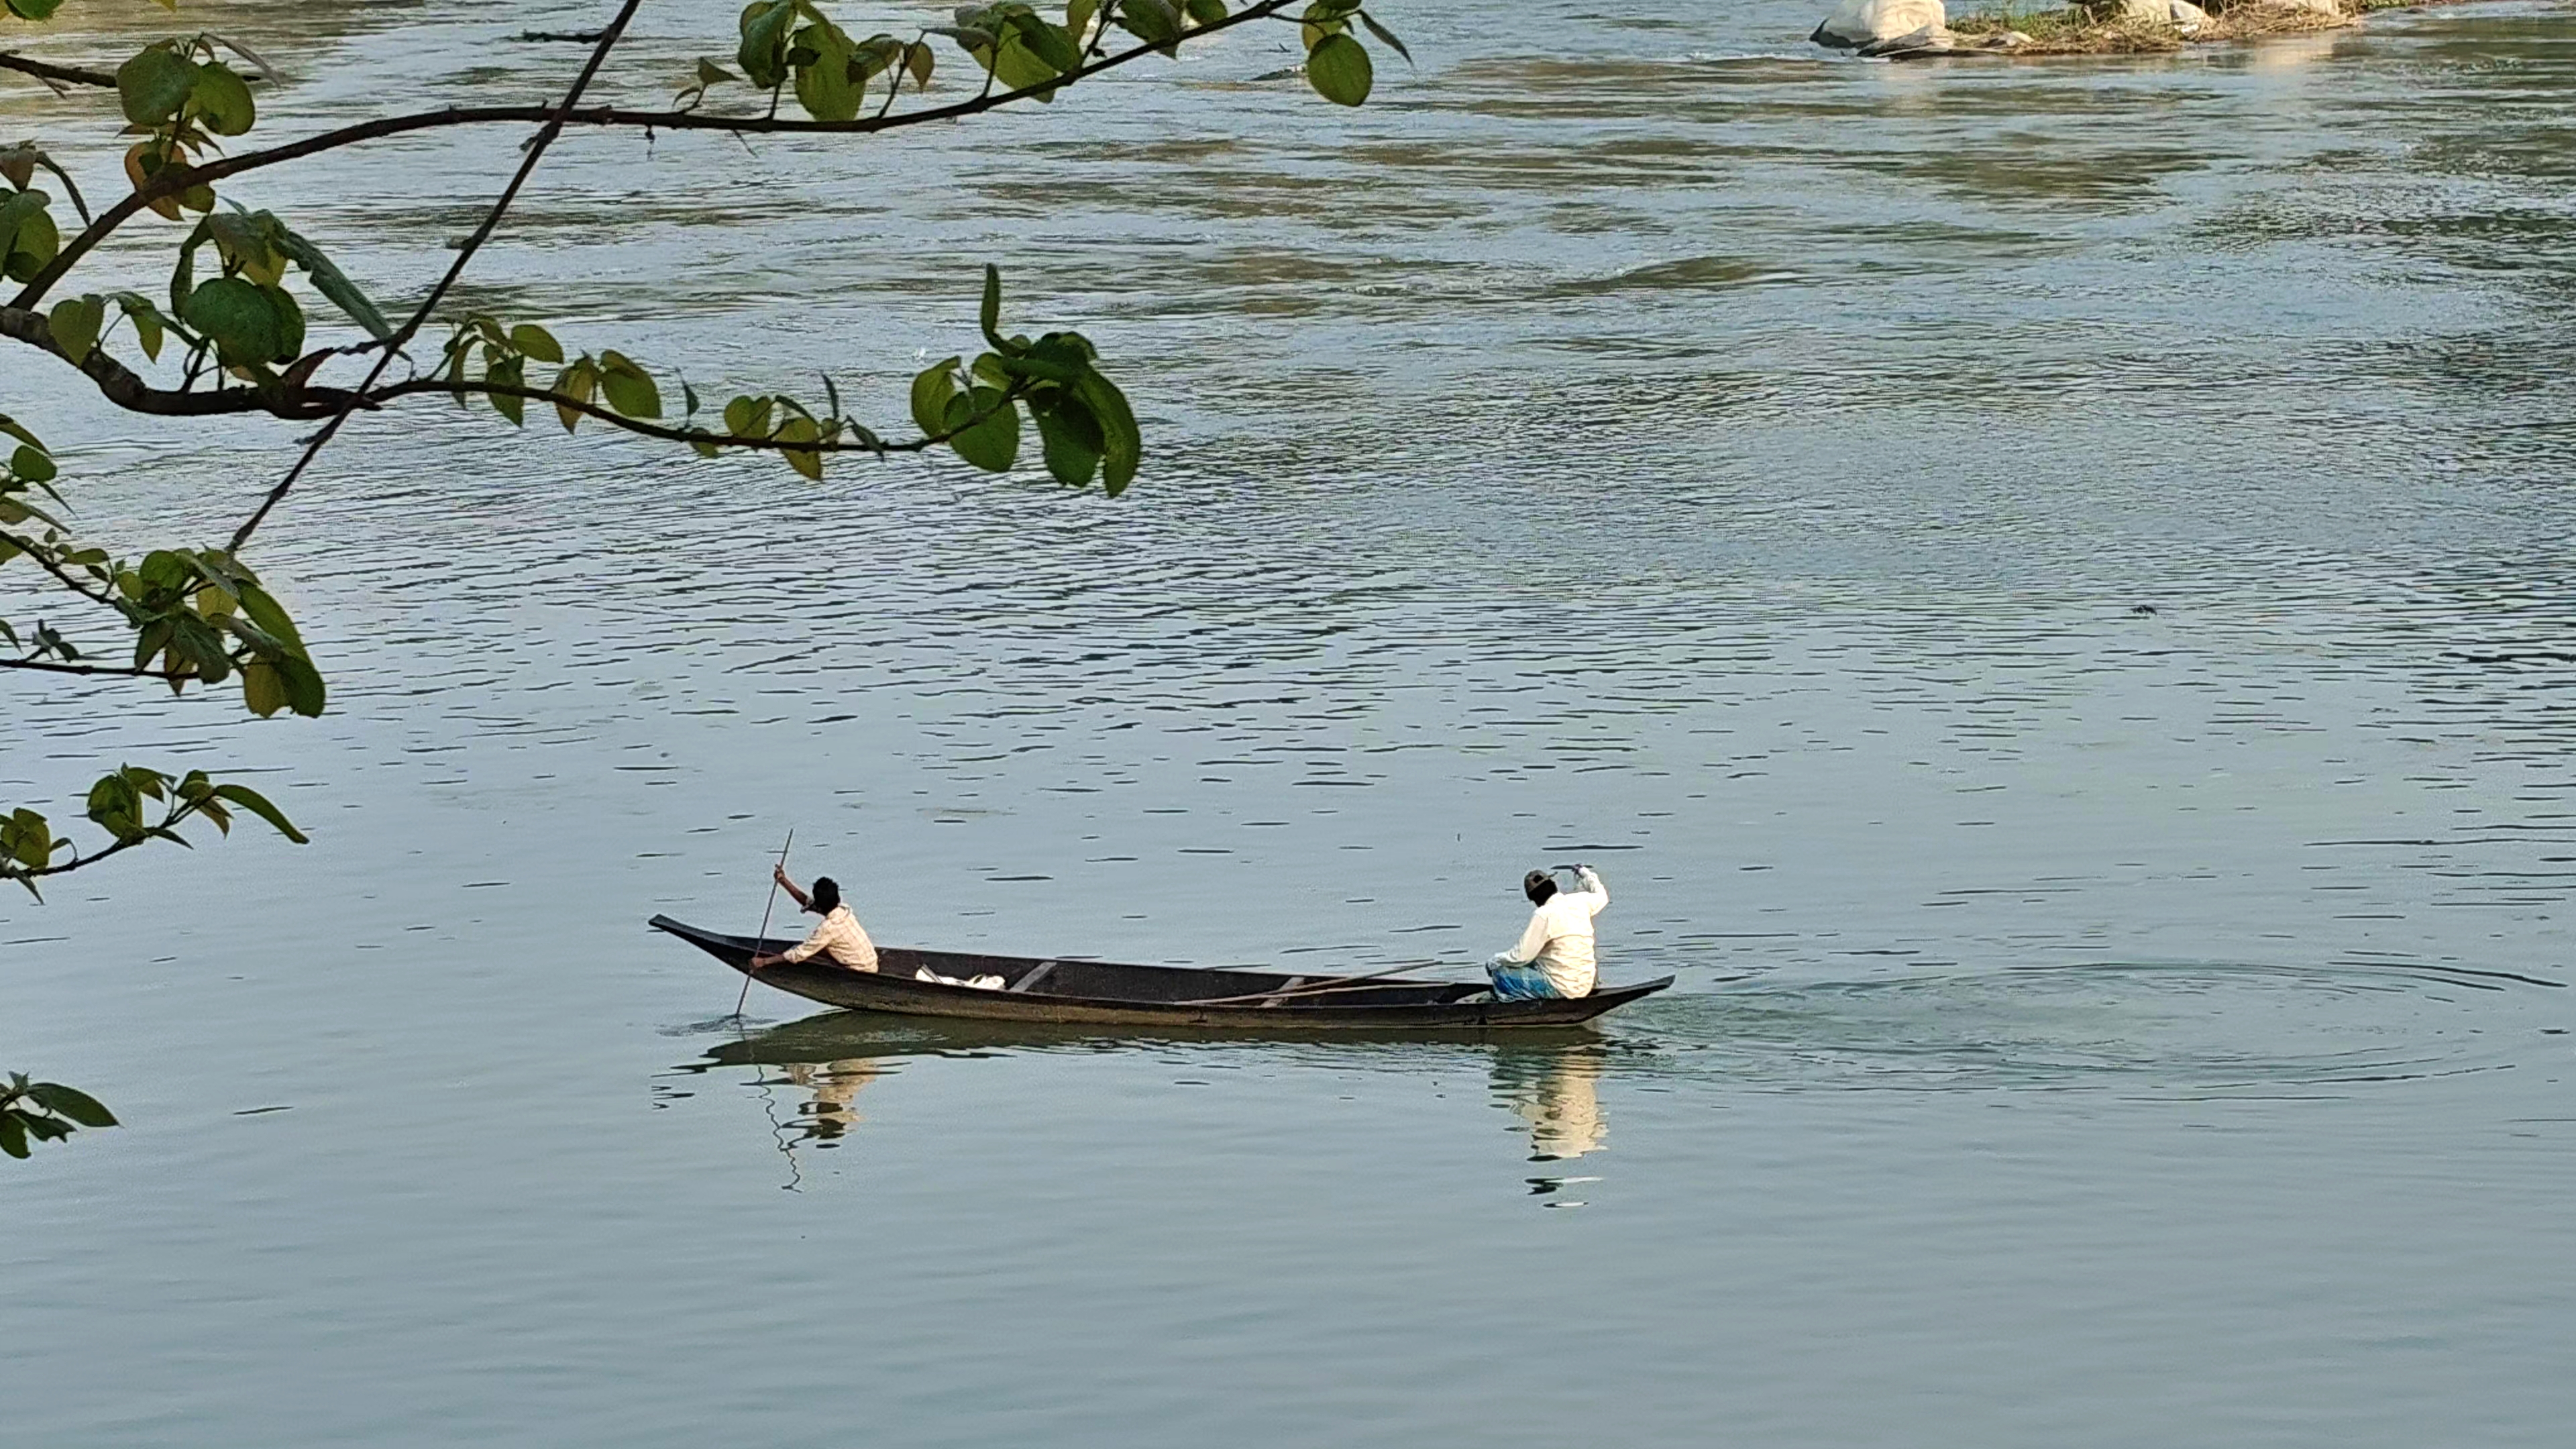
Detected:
left=1, top=800, right=211, bottom=886
left=0, top=531, right=121, bottom=608
left=225, top=0, right=649, bottom=553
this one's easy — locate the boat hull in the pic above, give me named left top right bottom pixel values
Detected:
left=649, top=915, right=1672, bottom=1029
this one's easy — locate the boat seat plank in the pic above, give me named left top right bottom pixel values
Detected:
left=1009, top=961, right=1059, bottom=995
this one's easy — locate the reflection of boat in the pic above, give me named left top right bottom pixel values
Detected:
left=650, top=916, right=1674, bottom=1029
left=686, top=1015, right=1630, bottom=1193
left=690, top=1012, right=1618, bottom=1073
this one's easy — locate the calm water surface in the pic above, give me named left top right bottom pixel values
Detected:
left=7, top=1, right=2576, bottom=1444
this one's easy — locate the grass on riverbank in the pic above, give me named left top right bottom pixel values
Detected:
left=1945, top=6, right=2188, bottom=52
left=1944, top=0, right=2359, bottom=55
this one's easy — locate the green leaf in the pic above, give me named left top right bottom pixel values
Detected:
left=775, top=414, right=822, bottom=481
left=998, top=340, right=1088, bottom=384
left=1358, top=10, right=1412, bottom=64
left=791, top=21, right=866, bottom=122
left=7, top=0, right=67, bottom=19
left=989, top=28, right=1061, bottom=97
left=211, top=784, right=310, bottom=844
left=1120, top=0, right=1184, bottom=47
left=1073, top=368, right=1140, bottom=494
left=19, top=1112, right=74, bottom=1142
left=277, top=655, right=326, bottom=718
left=555, top=359, right=597, bottom=433
left=979, top=264, right=1005, bottom=347
left=182, top=276, right=285, bottom=368
left=192, top=63, right=257, bottom=136
left=115, top=292, right=166, bottom=362
left=12, top=445, right=56, bottom=485
left=273, top=226, right=394, bottom=341
left=1005, top=11, right=1083, bottom=74
left=3, top=808, right=53, bottom=869
left=28, top=1083, right=116, bottom=1128
left=235, top=585, right=306, bottom=655
left=1185, top=0, right=1228, bottom=23
left=0, top=1112, right=25, bottom=1159
left=1034, top=394, right=1103, bottom=486
left=1305, top=33, right=1372, bottom=106
left=944, top=387, right=1020, bottom=473
left=507, top=323, right=564, bottom=364
left=722, top=393, right=770, bottom=437
left=46, top=294, right=104, bottom=364
left=85, top=773, right=144, bottom=843
left=910, top=357, right=961, bottom=436
left=0, top=189, right=56, bottom=283
left=738, top=0, right=800, bottom=89
left=268, top=282, right=306, bottom=361
left=117, top=44, right=199, bottom=127
left=241, top=661, right=288, bottom=717
left=598, top=352, right=663, bottom=419
left=488, top=356, right=527, bottom=426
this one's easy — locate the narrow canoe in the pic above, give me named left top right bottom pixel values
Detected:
left=649, top=915, right=1673, bottom=1029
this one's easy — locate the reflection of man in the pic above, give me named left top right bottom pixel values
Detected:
left=1498, top=1049, right=1607, bottom=1161
left=782, top=1059, right=880, bottom=1142
left=1487, top=864, right=1609, bottom=999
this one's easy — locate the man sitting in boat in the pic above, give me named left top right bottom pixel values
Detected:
left=1487, top=864, right=1609, bottom=1000
left=749, top=866, right=879, bottom=973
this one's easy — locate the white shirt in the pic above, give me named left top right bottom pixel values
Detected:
left=1492, top=866, right=1609, bottom=997
left=782, top=904, right=879, bottom=971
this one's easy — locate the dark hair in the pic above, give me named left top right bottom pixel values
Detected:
left=1523, top=869, right=1557, bottom=906
left=810, top=876, right=841, bottom=914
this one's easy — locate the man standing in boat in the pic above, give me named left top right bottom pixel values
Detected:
left=1488, top=863, right=1609, bottom=1000
left=748, top=865, right=880, bottom=973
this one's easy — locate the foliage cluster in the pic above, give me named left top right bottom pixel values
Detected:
left=0, top=0, right=1408, bottom=1146
left=0, top=1071, right=117, bottom=1157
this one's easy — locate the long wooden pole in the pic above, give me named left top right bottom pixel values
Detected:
left=735, top=828, right=794, bottom=1018
left=1178, top=957, right=1463, bottom=1006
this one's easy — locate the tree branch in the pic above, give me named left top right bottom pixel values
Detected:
left=377, top=378, right=976, bottom=455
left=0, top=307, right=369, bottom=419
left=0, top=51, right=117, bottom=91
left=227, top=0, right=650, bottom=552
left=0, top=657, right=184, bottom=680
left=0, top=305, right=1002, bottom=456
left=9, top=2, right=1302, bottom=313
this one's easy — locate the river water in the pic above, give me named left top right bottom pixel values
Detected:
left=7, top=1, right=2576, bottom=1444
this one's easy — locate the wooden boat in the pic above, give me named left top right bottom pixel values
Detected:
left=649, top=915, right=1673, bottom=1028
